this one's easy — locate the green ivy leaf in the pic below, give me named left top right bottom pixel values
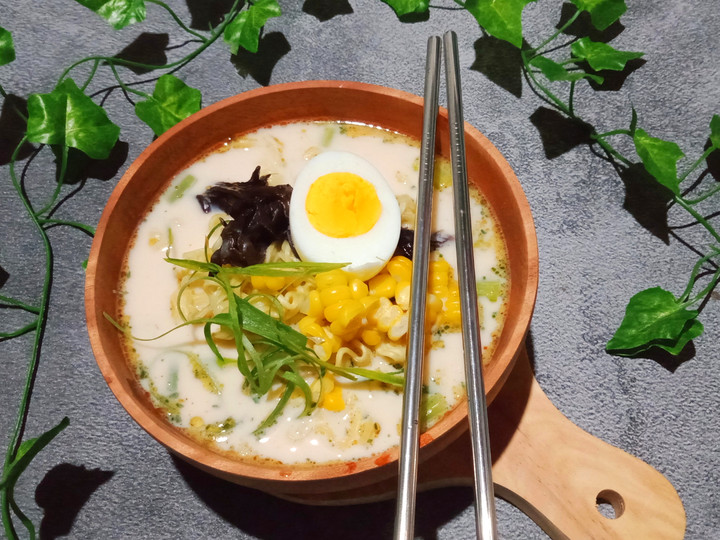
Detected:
left=381, top=0, right=429, bottom=17
left=709, top=114, right=720, bottom=149
left=633, top=128, right=684, bottom=195
left=570, top=37, right=643, bottom=71
left=0, top=25, right=15, bottom=66
left=606, top=287, right=703, bottom=357
left=223, top=0, right=281, bottom=54
left=135, top=74, right=202, bottom=136
left=663, top=318, right=703, bottom=355
left=26, top=78, right=120, bottom=160
left=629, top=106, right=638, bottom=136
left=464, top=0, right=535, bottom=48
left=529, top=55, right=603, bottom=84
left=0, top=418, right=69, bottom=492
left=570, top=0, right=626, bottom=31
left=74, top=0, right=146, bottom=29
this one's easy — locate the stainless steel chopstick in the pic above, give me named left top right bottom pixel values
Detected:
left=393, top=34, right=441, bottom=540
left=443, top=29, right=498, bottom=540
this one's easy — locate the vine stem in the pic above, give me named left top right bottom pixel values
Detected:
left=680, top=247, right=720, bottom=304
left=523, top=34, right=720, bottom=249
left=679, top=145, right=718, bottom=183
left=8, top=498, right=33, bottom=539
left=57, top=0, right=241, bottom=85
left=590, top=133, right=633, bottom=166
left=1, top=137, right=55, bottom=539
left=2, top=2, right=247, bottom=537
left=0, top=84, right=28, bottom=123
left=521, top=50, right=572, bottom=115
left=81, top=59, right=100, bottom=92
left=685, top=182, right=720, bottom=205
left=0, top=322, right=38, bottom=340
left=530, top=8, right=581, bottom=57
left=39, top=218, right=96, bottom=236
left=674, top=195, right=720, bottom=244
left=107, top=62, right=151, bottom=101
left=595, top=128, right=632, bottom=138
left=36, top=145, right=68, bottom=217
left=687, top=265, right=720, bottom=306
left=0, top=295, right=39, bottom=313
left=146, top=0, right=208, bottom=41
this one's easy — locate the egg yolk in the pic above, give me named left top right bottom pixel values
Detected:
left=305, top=172, right=382, bottom=238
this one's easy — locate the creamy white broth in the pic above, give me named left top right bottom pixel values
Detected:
left=121, top=121, right=508, bottom=465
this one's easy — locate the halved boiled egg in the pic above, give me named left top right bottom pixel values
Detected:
left=289, top=151, right=401, bottom=280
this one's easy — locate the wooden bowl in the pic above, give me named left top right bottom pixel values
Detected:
left=85, top=80, right=539, bottom=496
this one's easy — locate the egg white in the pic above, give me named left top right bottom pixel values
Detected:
left=289, top=151, right=401, bottom=280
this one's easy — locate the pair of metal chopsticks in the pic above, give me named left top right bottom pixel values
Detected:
left=394, top=31, right=497, bottom=540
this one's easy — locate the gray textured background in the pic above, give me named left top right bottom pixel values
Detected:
left=1, top=1, right=719, bottom=538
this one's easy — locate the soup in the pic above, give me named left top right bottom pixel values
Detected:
left=119, top=121, right=508, bottom=465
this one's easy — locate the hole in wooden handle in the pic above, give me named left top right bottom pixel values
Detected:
left=596, top=489, right=625, bottom=519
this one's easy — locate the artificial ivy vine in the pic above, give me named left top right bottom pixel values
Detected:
left=1, top=0, right=718, bottom=537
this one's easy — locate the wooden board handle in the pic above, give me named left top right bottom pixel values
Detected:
left=273, top=346, right=686, bottom=539
left=485, top=346, right=686, bottom=539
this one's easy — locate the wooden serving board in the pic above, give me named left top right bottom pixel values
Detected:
left=273, top=347, right=686, bottom=539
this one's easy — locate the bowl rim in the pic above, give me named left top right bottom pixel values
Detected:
left=85, top=79, right=539, bottom=492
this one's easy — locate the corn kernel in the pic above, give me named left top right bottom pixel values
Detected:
left=308, top=290, right=323, bottom=318
left=339, top=300, right=364, bottom=328
left=314, top=341, right=333, bottom=361
left=323, top=301, right=343, bottom=323
left=316, top=269, right=348, bottom=289
left=359, top=295, right=380, bottom=311
left=310, top=378, right=323, bottom=402
left=426, top=293, right=443, bottom=325
left=426, top=293, right=443, bottom=314
left=431, top=258, right=451, bottom=274
left=250, top=275, right=266, bottom=290
left=325, top=299, right=364, bottom=328
left=264, top=276, right=286, bottom=291
left=349, top=278, right=369, bottom=299
left=298, top=316, right=320, bottom=335
left=442, top=299, right=462, bottom=326
left=361, top=329, right=382, bottom=347
left=190, top=416, right=204, bottom=427
left=330, top=319, right=361, bottom=339
left=321, top=385, right=345, bottom=411
left=368, top=273, right=396, bottom=298
left=387, top=313, right=408, bottom=341
left=387, top=256, right=413, bottom=283
left=309, top=327, right=335, bottom=360
left=395, top=281, right=411, bottom=311
left=429, top=260, right=451, bottom=291
left=430, top=283, right=449, bottom=298
left=442, top=312, right=462, bottom=326
left=320, top=327, right=342, bottom=353
left=319, top=285, right=352, bottom=307
left=370, top=297, right=404, bottom=332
